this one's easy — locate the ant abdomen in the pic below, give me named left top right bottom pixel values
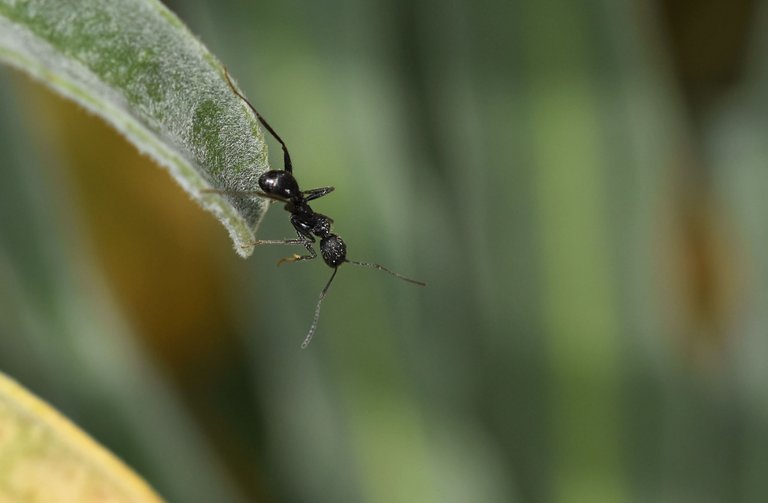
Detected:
left=258, top=170, right=300, bottom=199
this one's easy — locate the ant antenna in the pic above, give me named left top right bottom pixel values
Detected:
left=345, top=259, right=426, bottom=286
left=301, top=267, right=339, bottom=349
left=301, top=261, right=423, bottom=348
left=223, top=68, right=294, bottom=173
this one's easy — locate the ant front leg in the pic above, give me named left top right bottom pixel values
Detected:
left=251, top=237, right=305, bottom=246
left=243, top=232, right=312, bottom=260
left=276, top=231, right=318, bottom=266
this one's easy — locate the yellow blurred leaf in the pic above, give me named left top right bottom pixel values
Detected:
left=0, top=373, right=164, bottom=503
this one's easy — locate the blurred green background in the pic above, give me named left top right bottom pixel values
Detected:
left=1, top=0, right=767, bottom=501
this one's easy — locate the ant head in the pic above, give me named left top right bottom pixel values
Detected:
left=258, top=170, right=300, bottom=199
left=320, top=234, right=347, bottom=267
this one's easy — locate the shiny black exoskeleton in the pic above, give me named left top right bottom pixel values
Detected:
left=257, top=169, right=346, bottom=268
left=219, top=69, right=424, bottom=348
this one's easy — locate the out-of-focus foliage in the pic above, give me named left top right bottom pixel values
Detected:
left=0, top=67, right=243, bottom=500
left=1, top=0, right=767, bottom=502
left=0, top=372, right=163, bottom=502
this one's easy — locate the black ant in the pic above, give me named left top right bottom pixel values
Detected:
left=207, top=69, right=425, bottom=348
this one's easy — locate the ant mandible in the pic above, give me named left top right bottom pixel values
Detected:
left=209, top=69, right=425, bottom=348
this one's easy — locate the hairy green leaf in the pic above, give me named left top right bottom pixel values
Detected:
left=0, top=0, right=268, bottom=256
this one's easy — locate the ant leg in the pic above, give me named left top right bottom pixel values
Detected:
left=241, top=234, right=317, bottom=265
left=277, top=239, right=317, bottom=266
left=271, top=228, right=317, bottom=266
left=302, top=186, right=335, bottom=202
left=223, top=68, right=294, bottom=173
left=251, top=238, right=304, bottom=246
left=238, top=237, right=303, bottom=254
